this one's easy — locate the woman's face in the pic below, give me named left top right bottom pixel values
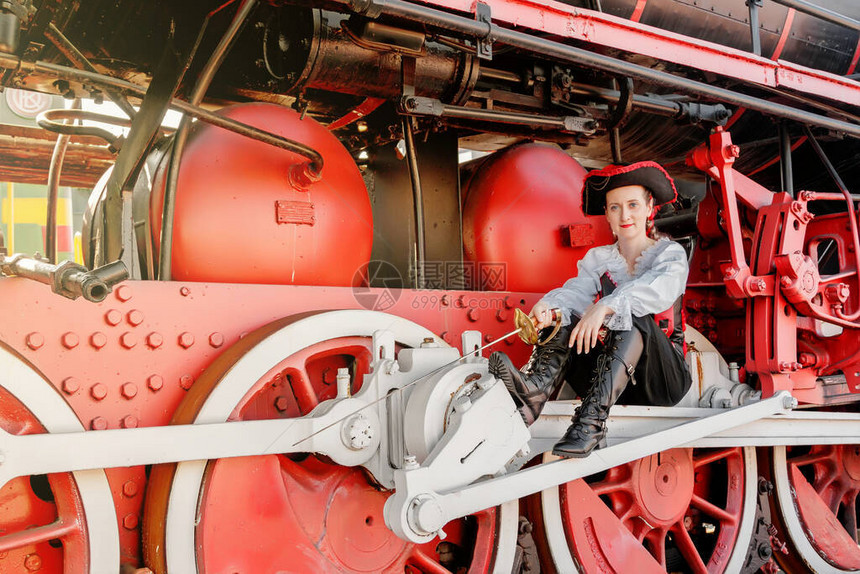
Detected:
left=605, top=185, right=654, bottom=241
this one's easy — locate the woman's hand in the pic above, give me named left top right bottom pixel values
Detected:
left=530, top=301, right=554, bottom=330
left=569, top=303, right=612, bottom=354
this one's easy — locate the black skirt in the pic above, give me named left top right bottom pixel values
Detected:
left=562, top=313, right=692, bottom=407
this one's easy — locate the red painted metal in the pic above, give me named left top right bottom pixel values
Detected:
left=412, top=0, right=860, bottom=106
left=0, top=386, right=87, bottom=574
left=555, top=448, right=747, bottom=572
left=786, top=445, right=860, bottom=570
left=149, top=103, right=373, bottom=286
left=462, top=144, right=612, bottom=293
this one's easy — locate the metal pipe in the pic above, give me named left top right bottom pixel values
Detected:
left=37, top=109, right=121, bottom=148
left=747, top=0, right=762, bottom=56
left=803, top=125, right=860, bottom=321
left=159, top=0, right=258, bottom=280
left=478, top=67, right=520, bottom=84
left=44, top=23, right=138, bottom=119
left=778, top=122, right=793, bottom=196
left=402, top=117, right=425, bottom=289
left=770, top=0, right=860, bottom=32
left=45, top=99, right=80, bottom=264
left=0, top=255, right=128, bottom=302
left=340, top=0, right=860, bottom=139
left=570, top=83, right=681, bottom=116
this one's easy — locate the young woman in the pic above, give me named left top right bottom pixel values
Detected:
left=489, top=161, right=692, bottom=458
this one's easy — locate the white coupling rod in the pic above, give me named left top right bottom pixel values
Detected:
left=424, top=391, right=796, bottom=524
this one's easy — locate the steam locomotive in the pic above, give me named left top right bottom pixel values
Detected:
left=0, top=0, right=859, bottom=572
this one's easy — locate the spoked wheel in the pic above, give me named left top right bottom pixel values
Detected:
left=771, top=445, right=860, bottom=573
left=537, top=447, right=757, bottom=573
left=143, top=310, right=518, bottom=574
left=0, top=345, right=118, bottom=573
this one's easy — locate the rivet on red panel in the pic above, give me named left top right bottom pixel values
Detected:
left=122, top=480, right=139, bottom=497
left=179, top=374, right=194, bottom=390
left=146, top=332, right=163, bottom=348
left=24, top=554, right=42, bottom=572
left=90, top=417, right=108, bottom=430
left=123, top=514, right=139, bottom=530
left=147, top=374, right=164, bottom=392
left=467, top=309, right=480, bottom=322
left=91, top=383, right=107, bottom=401
left=127, top=310, right=144, bottom=326
left=209, top=332, right=224, bottom=348
left=115, top=285, right=133, bottom=302
left=62, top=377, right=80, bottom=395
left=121, top=415, right=139, bottom=428
left=121, top=382, right=138, bottom=399
left=180, top=286, right=191, bottom=297
left=120, top=332, right=137, bottom=349
left=25, top=332, right=44, bottom=350
left=105, top=309, right=122, bottom=326
left=178, top=332, right=195, bottom=349
left=274, top=396, right=289, bottom=412
left=61, top=332, right=79, bottom=349
left=90, top=332, right=107, bottom=349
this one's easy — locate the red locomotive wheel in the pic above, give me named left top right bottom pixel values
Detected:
left=144, top=311, right=518, bottom=574
left=537, top=447, right=756, bottom=573
left=0, top=347, right=118, bottom=573
left=771, top=445, right=860, bottom=573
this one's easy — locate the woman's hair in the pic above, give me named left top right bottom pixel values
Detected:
left=641, top=188, right=662, bottom=240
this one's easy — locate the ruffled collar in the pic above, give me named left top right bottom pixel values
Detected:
left=606, top=237, right=671, bottom=278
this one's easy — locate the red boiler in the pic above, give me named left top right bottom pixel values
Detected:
left=462, top=144, right=613, bottom=293
left=150, top=103, right=373, bottom=286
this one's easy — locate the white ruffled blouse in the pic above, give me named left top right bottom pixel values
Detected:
left=540, top=237, right=689, bottom=331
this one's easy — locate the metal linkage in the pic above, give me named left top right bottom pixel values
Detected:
left=0, top=254, right=127, bottom=302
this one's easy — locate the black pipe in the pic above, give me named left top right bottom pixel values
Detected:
left=159, top=0, right=258, bottom=280
left=402, top=116, right=425, bottom=289
left=37, top=109, right=122, bottom=149
left=770, top=0, right=860, bottom=32
left=341, top=0, right=860, bottom=139
left=778, top=122, right=793, bottom=196
left=45, top=99, right=81, bottom=264
left=747, top=0, right=762, bottom=56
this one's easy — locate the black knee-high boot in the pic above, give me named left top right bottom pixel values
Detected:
left=552, top=328, right=643, bottom=458
left=488, top=322, right=574, bottom=425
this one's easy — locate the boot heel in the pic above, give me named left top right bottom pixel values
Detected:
left=597, top=437, right=607, bottom=450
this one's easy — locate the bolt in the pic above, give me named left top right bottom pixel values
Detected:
left=147, top=374, right=163, bottom=392
left=179, top=286, right=191, bottom=297
left=61, top=332, right=79, bottom=349
left=504, top=296, right=514, bottom=310
left=178, top=332, right=195, bottom=349
left=179, top=374, right=194, bottom=390
left=26, top=332, right=44, bottom=350
left=121, top=415, right=138, bottom=428
left=780, top=276, right=792, bottom=287
left=62, top=377, right=80, bottom=395
left=105, top=309, right=122, bottom=326
left=90, top=383, right=107, bottom=401
left=484, top=334, right=493, bottom=343
left=274, top=396, right=289, bottom=412
left=403, top=455, right=419, bottom=470
left=727, top=144, right=740, bottom=158
left=119, top=332, right=137, bottom=349
left=123, top=514, right=139, bottom=530
left=122, top=480, right=139, bottom=497
left=90, top=417, right=108, bottom=430
left=90, top=332, right=107, bottom=349
left=405, top=97, right=418, bottom=110
left=467, top=309, right=480, bottom=322
left=496, top=309, right=508, bottom=322
left=209, top=332, right=224, bottom=348
left=146, top=332, right=163, bottom=348
left=24, top=554, right=41, bottom=571
left=115, top=285, right=133, bottom=301
left=121, top=382, right=138, bottom=399
left=127, top=310, right=144, bottom=326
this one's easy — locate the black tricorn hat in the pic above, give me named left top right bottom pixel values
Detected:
left=582, top=161, right=677, bottom=216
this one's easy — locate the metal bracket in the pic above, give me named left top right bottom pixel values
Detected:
left=475, top=2, right=492, bottom=60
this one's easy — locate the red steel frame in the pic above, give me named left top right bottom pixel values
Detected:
left=413, top=0, right=860, bottom=106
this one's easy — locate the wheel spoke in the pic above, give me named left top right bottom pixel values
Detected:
left=693, top=448, right=737, bottom=468
left=691, top=494, right=737, bottom=525
left=408, top=548, right=452, bottom=574
left=0, top=520, right=79, bottom=552
left=645, top=528, right=667, bottom=567
left=789, top=450, right=833, bottom=469
left=672, top=521, right=708, bottom=574
left=845, top=490, right=859, bottom=543
left=591, top=476, right=632, bottom=497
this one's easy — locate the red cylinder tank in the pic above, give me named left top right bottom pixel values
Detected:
left=150, top=103, right=372, bottom=286
left=462, top=144, right=612, bottom=293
